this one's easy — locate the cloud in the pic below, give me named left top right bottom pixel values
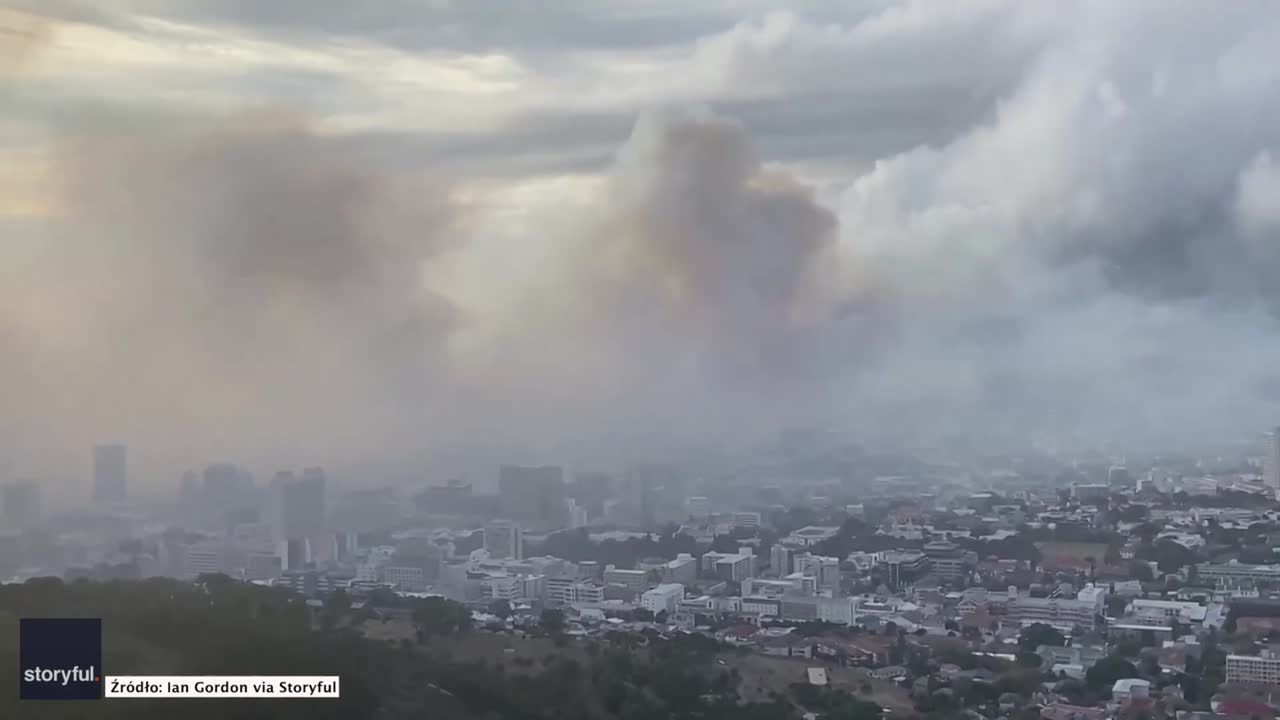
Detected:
left=0, top=6, right=53, bottom=77
left=816, top=0, right=1280, bottom=450
left=1237, top=151, right=1280, bottom=238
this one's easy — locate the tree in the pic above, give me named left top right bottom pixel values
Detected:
left=541, top=607, right=566, bottom=636
left=1019, top=623, right=1066, bottom=650
left=654, top=610, right=669, bottom=624
left=488, top=598, right=513, bottom=619
left=1086, top=655, right=1140, bottom=693
left=321, top=588, right=352, bottom=631
left=411, top=596, right=472, bottom=640
left=1017, top=652, right=1043, bottom=668
left=633, top=608, right=654, bottom=622
left=1106, top=595, right=1130, bottom=617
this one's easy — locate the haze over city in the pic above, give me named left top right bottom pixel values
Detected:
left=3, top=0, right=1280, bottom=493
left=12, top=4, right=1280, bottom=720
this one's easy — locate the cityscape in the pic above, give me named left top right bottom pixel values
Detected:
left=6, top=431, right=1280, bottom=717
left=5, top=0, right=1280, bottom=719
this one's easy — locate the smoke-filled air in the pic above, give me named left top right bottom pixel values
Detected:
left=3, top=0, right=1280, bottom=487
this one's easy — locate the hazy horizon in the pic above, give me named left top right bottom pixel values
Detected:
left=4, top=1, right=1280, bottom=490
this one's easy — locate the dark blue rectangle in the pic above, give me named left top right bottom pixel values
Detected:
left=19, top=618, right=103, bottom=700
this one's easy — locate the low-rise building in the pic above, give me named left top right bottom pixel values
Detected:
left=661, top=554, right=697, bottom=585
left=1006, top=595, right=1099, bottom=632
left=640, top=583, right=684, bottom=615
left=1197, top=562, right=1280, bottom=591
left=701, top=548, right=756, bottom=582
left=602, top=565, right=651, bottom=591
left=794, top=553, right=841, bottom=591
left=784, top=526, right=841, bottom=547
left=1227, top=648, right=1280, bottom=685
left=1111, top=678, right=1150, bottom=704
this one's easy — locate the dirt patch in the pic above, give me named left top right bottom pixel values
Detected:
left=718, top=651, right=916, bottom=715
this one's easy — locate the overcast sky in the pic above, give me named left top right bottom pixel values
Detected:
left=3, top=1, right=1280, bottom=489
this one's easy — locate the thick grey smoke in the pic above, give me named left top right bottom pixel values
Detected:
left=0, top=111, right=463, bottom=480
left=5, top=0, right=1280, bottom=489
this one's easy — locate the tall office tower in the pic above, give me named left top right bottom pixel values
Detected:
left=93, top=444, right=128, bottom=502
left=202, top=463, right=252, bottom=531
left=282, top=468, right=326, bottom=539
left=1265, top=427, right=1280, bottom=490
left=1106, top=465, right=1131, bottom=488
left=483, top=519, right=524, bottom=560
left=498, top=465, right=566, bottom=533
left=621, top=467, right=659, bottom=531
left=270, top=469, right=327, bottom=569
left=1, top=480, right=41, bottom=528
left=568, top=472, right=614, bottom=520
left=178, top=470, right=200, bottom=526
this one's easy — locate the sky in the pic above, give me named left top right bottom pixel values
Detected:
left=2, top=0, right=1280, bottom=490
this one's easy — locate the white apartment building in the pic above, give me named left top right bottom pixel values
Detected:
left=741, top=596, right=781, bottom=616
left=782, top=573, right=819, bottom=596
left=382, top=565, right=428, bottom=592
left=817, top=596, right=857, bottom=625
left=771, top=544, right=795, bottom=576
left=640, top=583, right=685, bottom=614
left=544, top=576, right=605, bottom=606
left=485, top=573, right=544, bottom=602
left=731, top=512, right=763, bottom=528
left=602, top=566, right=650, bottom=591
left=1227, top=650, right=1280, bottom=685
left=1127, top=599, right=1209, bottom=624
left=701, top=548, right=756, bottom=582
left=662, top=554, right=697, bottom=585
left=1006, top=596, right=1100, bottom=631
left=1197, top=562, right=1280, bottom=590
left=794, top=553, right=840, bottom=590
left=183, top=542, right=227, bottom=578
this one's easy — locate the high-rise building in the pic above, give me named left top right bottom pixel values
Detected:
left=1, top=480, right=41, bottom=527
left=770, top=544, right=794, bottom=577
left=565, top=499, right=588, bottom=529
left=1107, top=465, right=1131, bottom=487
left=499, top=465, right=566, bottom=533
left=483, top=520, right=524, bottom=560
left=1265, top=427, right=1280, bottom=490
left=271, top=468, right=326, bottom=555
left=568, top=472, right=614, bottom=520
left=621, top=466, right=663, bottom=531
left=202, top=463, right=253, bottom=531
left=415, top=480, right=476, bottom=516
left=93, top=444, right=128, bottom=501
